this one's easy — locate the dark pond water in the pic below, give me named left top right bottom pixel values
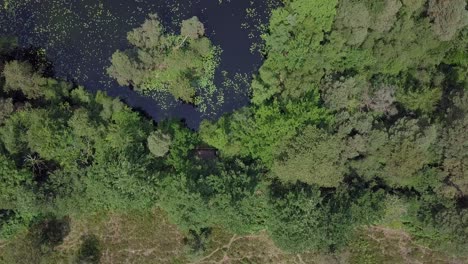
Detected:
left=0, top=0, right=277, bottom=128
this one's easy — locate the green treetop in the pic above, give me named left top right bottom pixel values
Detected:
left=107, top=15, right=218, bottom=104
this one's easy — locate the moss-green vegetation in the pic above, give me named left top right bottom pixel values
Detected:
left=199, top=0, right=468, bottom=255
left=0, top=0, right=467, bottom=262
left=107, top=15, right=220, bottom=108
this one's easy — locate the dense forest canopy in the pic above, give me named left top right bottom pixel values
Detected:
left=0, top=0, right=467, bottom=262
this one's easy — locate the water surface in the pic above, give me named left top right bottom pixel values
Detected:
left=0, top=0, right=277, bottom=128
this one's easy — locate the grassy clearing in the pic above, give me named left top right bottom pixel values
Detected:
left=348, top=226, right=468, bottom=264
left=0, top=209, right=187, bottom=264
left=60, top=209, right=186, bottom=263
left=1, top=211, right=466, bottom=264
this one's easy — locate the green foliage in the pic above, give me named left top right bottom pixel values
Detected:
left=397, top=86, right=442, bottom=114
left=0, top=61, right=161, bottom=238
left=2, top=60, right=72, bottom=102
left=438, top=92, right=468, bottom=197
left=272, top=126, right=347, bottom=187
left=161, top=121, right=200, bottom=171
left=0, top=153, right=36, bottom=239
left=183, top=228, right=211, bottom=257
left=0, top=98, right=14, bottom=124
left=107, top=15, right=219, bottom=104
left=320, top=75, right=398, bottom=115
left=181, top=16, right=205, bottom=40
left=200, top=93, right=329, bottom=165
left=147, top=131, right=172, bottom=157
left=158, top=158, right=268, bottom=235
left=334, top=0, right=370, bottom=46
left=352, top=0, right=450, bottom=75
left=252, top=0, right=459, bottom=105
left=2, top=60, right=47, bottom=99
left=350, top=118, right=440, bottom=188
left=320, top=76, right=367, bottom=113
left=266, top=182, right=385, bottom=252
left=405, top=195, right=468, bottom=254
left=0, top=0, right=467, bottom=259
left=193, top=0, right=467, bottom=254
left=251, top=0, right=339, bottom=104
left=428, top=0, right=467, bottom=41
left=393, top=69, right=446, bottom=114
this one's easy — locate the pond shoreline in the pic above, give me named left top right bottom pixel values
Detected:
left=0, top=0, right=278, bottom=128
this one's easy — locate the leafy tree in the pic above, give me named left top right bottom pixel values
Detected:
left=266, top=182, right=385, bottom=252
left=107, top=15, right=218, bottom=103
left=0, top=61, right=160, bottom=231
left=272, top=126, right=348, bottom=187
left=126, top=14, right=168, bottom=50
left=251, top=0, right=339, bottom=104
left=367, top=0, right=402, bottom=33
left=0, top=154, right=36, bottom=239
left=320, top=75, right=398, bottom=116
left=361, top=1, right=449, bottom=74
left=158, top=158, right=268, bottom=235
left=350, top=118, right=439, bottom=188
left=405, top=194, right=468, bottom=254
left=438, top=92, right=468, bottom=197
left=147, top=131, right=172, bottom=157
left=319, top=76, right=367, bottom=113
left=252, top=0, right=458, bottom=105
left=428, top=0, right=467, bottom=41
left=181, top=16, right=205, bottom=40
left=2, top=60, right=71, bottom=103
left=2, top=60, right=46, bottom=99
left=394, top=69, right=445, bottom=114
left=334, top=0, right=370, bottom=46
left=161, top=121, right=200, bottom=171
left=0, top=98, right=14, bottom=124
left=397, top=86, right=442, bottom=114
left=266, top=185, right=327, bottom=252
left=200, top=93, right=329, bottom=165
left=107, top=51, right=146, bottom=89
